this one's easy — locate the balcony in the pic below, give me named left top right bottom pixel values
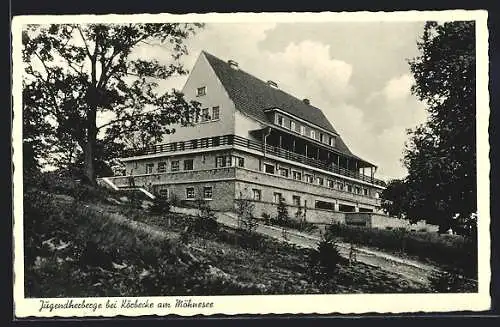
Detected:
left=121, top=134, right=387, bottom=187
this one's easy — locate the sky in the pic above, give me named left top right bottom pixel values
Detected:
left=129, top=22, right=430, bottom=180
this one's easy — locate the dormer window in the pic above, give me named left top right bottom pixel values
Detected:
left=197, top=86, right=206, bottom=96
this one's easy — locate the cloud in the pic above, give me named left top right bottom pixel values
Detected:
left=383, top=74, right=414, bottom=101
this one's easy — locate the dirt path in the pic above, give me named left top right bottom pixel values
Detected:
left=216, top=212, right=440, bottom=287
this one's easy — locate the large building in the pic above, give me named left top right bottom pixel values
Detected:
left=104, top=51, right=386, bottom=222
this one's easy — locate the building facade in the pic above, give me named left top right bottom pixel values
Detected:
left=104, top=51, right=386, bottom=220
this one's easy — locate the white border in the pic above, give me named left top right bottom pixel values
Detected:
left=12, top=10, right=490, bottom=317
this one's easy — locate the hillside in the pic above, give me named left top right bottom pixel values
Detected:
left=23, top=176, right=476, bottom=297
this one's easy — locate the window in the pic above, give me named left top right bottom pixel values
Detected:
left=277, top=115, right=284, bottom=127
left=216, top=156, right=232, bottom=168
left=146, top=163, right=154, bottom=174
left=171, top=160, right=179, bottom=172
left=279, top=167, right=289, bottom=177
left=375, top=192, right=380, bottom=199
left=201, top=108, right=210, bottom=122
left=252, top=189, right=261, bottom=201
left=347, top=184, right=353, bottom=193
left=310, top=130, right=316, bottom=139
left=212, top=106, right=220, bottom=120
left=305, top=174, right=313, bottom=183
left=158, top=162, right=167, bottom=173
left=316, top=177, right=324, bottom=186
left=327, top=179, right=334, bottom=188
left=337, top=182, right=344, bottom=191
left=264, top=163, right=275, bottom=174
left=186, top=187, right=195, bottom=199
left=234, top=156, right=245, bottom=167
left=290, top=121, right=296, bottom=131
left=203, top=186, right=213, bottom=199
left=292, top=171, right=302, bottom=181
left=273, top=192, right=282, bottom=203
left=329, top=136, right=336, bottom=147
left=158, top=188, right=169, bottom=198
left=355, top=186, right=361, bottom=194
left=183, top=159, right=194, bottom=171
left=292, top=195, right=301, bottom=206
left=197, top=86, right=206, bottom=96
left=319, top=133, right=324, bottom=143
left=363, top=188, right=369, bottom=196
left=300, top=125, right=305, bottom=135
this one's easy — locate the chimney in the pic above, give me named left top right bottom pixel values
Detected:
left=267, top=80, right=278, bottom=89
left=303, top=98, right=310, bottom=105
left=228, top=59, right=239, bottom=70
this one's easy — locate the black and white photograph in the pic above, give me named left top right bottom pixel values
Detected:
left=12, top=11, right=490, bottom=317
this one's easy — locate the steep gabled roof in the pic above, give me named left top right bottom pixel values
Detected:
left=202, top=51, right=361, bottom=160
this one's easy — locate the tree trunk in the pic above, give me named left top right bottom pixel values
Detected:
left=83, top=104, right=97, bottom=186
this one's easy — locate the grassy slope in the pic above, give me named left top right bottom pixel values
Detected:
left=24, top=183, right=434, bottom=297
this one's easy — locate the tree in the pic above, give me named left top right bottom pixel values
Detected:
left=381, top=179, right=408, bottom=218
left=276, top=196, right=289, bottom=223
left=234, top=193, right=256, bottom=232
left=405, top=21, right=476, bottom=232
left=22, top=23, right=203, bottom=185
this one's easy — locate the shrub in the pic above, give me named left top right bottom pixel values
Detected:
left=149, top=195, right=171, bottom=214
left=308, top=235, right=342, bottom=292
left=261, top=212, right=272, bottom=225
left=429, top=270, right=474, bottom=293
left=276, top=196, right=289, bottom=224
left=326, top=223, right=477, bottom=278
left=190, top=199, right=219, bottom=236
left=235, top=197, right=256, bottom=233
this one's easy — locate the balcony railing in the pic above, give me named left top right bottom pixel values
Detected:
left=122, top=134, right=386, bottom=187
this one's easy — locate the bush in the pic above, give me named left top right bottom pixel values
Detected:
left=429, top=270, right=476, bottom=293
left=190, top=199, right=219, bottom=236
left=261, top=212, right=272, bottom=225
left=149, top=195, right=171, bottom=214
left=307, top=235, right=342, bottom=292
left=327, top=223, right=477, bottom=278
left=235, top=197, right=256, bottom=233
left=265, top=214, right=318, bottom=233
left=276, top=196, right=289, bottom=224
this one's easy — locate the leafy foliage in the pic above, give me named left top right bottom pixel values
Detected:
left=276, top=196, right=289, bottom=223
left=404, top=21, right=476, bottom=231
left=308, top=235, right=342, bottom=290
left=429, top=269, right=477, bottom=293
left=235, top=195, right=257, bottom=233
left=22, top=23, right=203, bottom=183
left=327, top=223, right=477, bottom=278
left=149, top=194, right=171, bottom=215
left=381, top=179, right=408, bottom=218
left=192, top=199, right=219, bottom=236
